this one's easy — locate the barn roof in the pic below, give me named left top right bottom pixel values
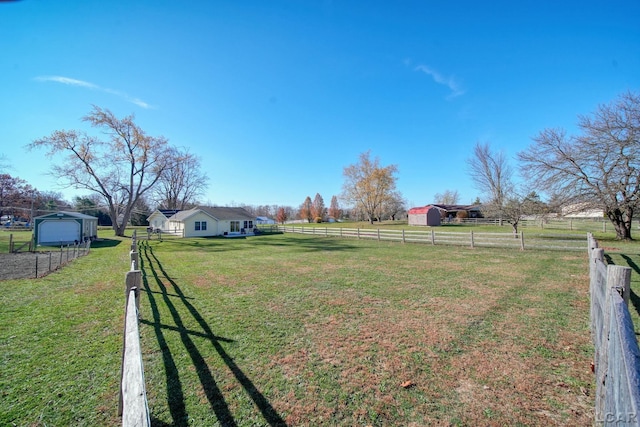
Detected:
left=408, top=206, right=438, bottom=215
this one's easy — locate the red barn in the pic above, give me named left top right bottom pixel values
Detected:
left=408, top=205, right=441, bottom=226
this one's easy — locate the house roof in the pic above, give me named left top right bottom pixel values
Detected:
left=35, top=211, right=98, bottom=220
left=159, top=209, right=181, bottom=217
left=169, top=206, right=255, bottom=222
left=430, top=204, right=481, bottom=212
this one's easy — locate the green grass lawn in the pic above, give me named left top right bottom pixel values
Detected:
left=1, top=229, right=638, bottom=425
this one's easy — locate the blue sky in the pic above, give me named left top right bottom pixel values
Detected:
left=1, top=1, right=639, bottom=209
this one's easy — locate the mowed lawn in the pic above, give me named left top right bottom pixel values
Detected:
left=2, top=231, right=597, bottom=425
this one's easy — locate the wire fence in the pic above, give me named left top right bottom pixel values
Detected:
left=0, top=240, right=92, bottom=280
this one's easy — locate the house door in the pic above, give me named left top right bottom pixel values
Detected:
left=230, top=221, right=240, bottom=232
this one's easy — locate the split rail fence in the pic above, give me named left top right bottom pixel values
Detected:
left=589, top=233, right=640, bottom=426
left=118, top=231, right=150, bottom=427
left=266, top=225, right=587, bottom=251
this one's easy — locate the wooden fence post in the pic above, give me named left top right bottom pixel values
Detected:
left=377, top=229, right=380, bottom=241
left=608, top=265, right=632, bottom=306
left=125, top=270, right=142, bottom=314
left=520, top=232, right=525, bottom=250
left=130, top=251, right=139, bottom=270
left=470, top=230, right=474, bottom=249
left=431, top=229, right=435, bottom=245
left=402, top=229, right=405, bottom=243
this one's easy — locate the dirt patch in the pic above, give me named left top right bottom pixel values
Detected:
left=0, top=249, right=86, bottom=280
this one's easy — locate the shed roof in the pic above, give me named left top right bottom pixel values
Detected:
left=408, top=206, right=438, bottom=215
left=35, top=211, right=98, bottom=220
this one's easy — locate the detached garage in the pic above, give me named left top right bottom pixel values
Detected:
left=34, top=211, right=98, bottom=246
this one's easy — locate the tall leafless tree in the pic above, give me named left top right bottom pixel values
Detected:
left=433, top=189, right=460, bottom=205
left=518, top=91, right=640, bottom=240
left=151, top=147, right=208, bottom=210
left=467, top=142, right=514, bottom=224
left=28, top=106, right=173, bottom=236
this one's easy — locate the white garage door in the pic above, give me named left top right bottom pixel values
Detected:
left=39, top=220, right=80, bottom=243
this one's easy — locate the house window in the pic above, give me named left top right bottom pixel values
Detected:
left=195, top=221, right=201, bottom=231
left=243, top=220, right=254, bottom=229
left=201, top=221, right=207, bottom=231
left=230, top=221, right=240, bottom=232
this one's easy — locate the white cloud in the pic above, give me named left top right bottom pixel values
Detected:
left=35, top=75, right=153, bottom=109
left=414, top=65, right=465, bottom=99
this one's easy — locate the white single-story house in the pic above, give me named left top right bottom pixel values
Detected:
left=561, top=203, right=605, bottom=219
left=256, top=216, right=276, bottom=225
left=167, top=206, right=257, bottom=238
left=34, top=211, right=98, bottom=246
left=147, top=209, right=181, bottom=231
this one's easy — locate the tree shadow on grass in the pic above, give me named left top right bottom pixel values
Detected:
left=249, top=234, right=360, bottom=252
left=139, top=241, right=287, bottom=426
left=89, top=238, right=122, bottom=249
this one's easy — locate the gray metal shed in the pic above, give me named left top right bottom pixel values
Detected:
left=34, top=211, right=98, bottom=246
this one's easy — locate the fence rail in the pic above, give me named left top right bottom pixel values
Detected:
left=588, top=233, right=640, bottom=426
left=264, top=225, right=588, bottom=251
left=119, top=231, right=150, bottom=427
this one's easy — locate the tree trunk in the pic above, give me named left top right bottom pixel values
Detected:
left=608, top=209, right=633, bottom=240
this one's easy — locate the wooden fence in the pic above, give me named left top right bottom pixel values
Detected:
left=589, top=233, right=640, bottom=426
left=119, top=231, right=150, bottom=427
left=8, top=233, right=34, bottom=253
left=460, top=217, right=611, bottom=232
left=266, top=225, right=588, bottom=251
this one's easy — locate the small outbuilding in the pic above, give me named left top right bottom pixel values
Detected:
left=408, top=206, right=442, bottom=227
left=34, top=211, right=98, bottom=246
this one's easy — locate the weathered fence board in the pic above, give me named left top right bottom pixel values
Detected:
left=589, top=233, right=640, bottom=426
left=120, top=288, right=150, bottom=427
left=119, top=233, right=150, bottom=427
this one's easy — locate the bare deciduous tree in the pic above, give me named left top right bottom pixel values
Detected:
left=380, top=191, right=406, bottom=221
left=152, top=147, right=208, bottom=210
left=28, top=105, right=173, bottom=236
left=519, top=91, right=640, bottom=240
left=467, top=142, right=514, bottom=224
left=433, top=189, right=460, bottom=205
left=341, top=151, right=399, bottom=224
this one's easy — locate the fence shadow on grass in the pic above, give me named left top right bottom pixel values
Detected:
left=139, top=241, right=287, bottom=427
